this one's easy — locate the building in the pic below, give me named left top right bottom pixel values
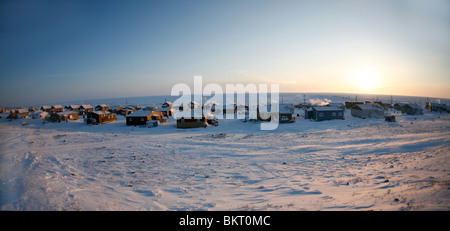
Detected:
left=126, top=110, right=164, bottom=126
left=9, top=108, right=29, bottom=119
left=393, top=103, right=407, bottom=110
left=345, top=101, right=364, bottom=109
left=351, top=104, right=385, bottom=119
left=41, top=105, right=51, bottom=113
left=311, top=106, right=344, bottom=121
left=79, top=105, right=94, bottom=115
left=176, top=110, right=208, bottom=128
left=400, top=103, right=423, bottom=115
left=86, top=111, right=116, bottom=125
left=257, top=104, right=279, bottom=122
left=50, top=111, right=79, bottom=122
left=304, top=107, right=314, bottom=119
left=279, top=104, right=295, bottom=123
left=95, top=104, right=109, bottom=112
left=51, top=105, right=63, bottom=113
left=425, top=102, right=447, bottom=112
left=65, top=105, right=80, bottom=112
left=117, top=107, right=135, bottom=116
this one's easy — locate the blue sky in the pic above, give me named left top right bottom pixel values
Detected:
left=1, top=0, right=449, bottom=106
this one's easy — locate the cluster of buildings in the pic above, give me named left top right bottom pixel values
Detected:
left=1, top=98, right=448, bottom=128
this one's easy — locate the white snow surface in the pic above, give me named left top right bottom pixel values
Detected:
left=0, top=109, right=449, bottom=211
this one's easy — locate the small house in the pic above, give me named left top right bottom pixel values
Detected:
left=176, top=110, right=208, bottom=128
left=95, top=104, right=109, bottom=112
left=9, top=108, right=29, bottom=119
left=393, top=103, right=407, bottom=110
left=50, top=111, right=79, bottom=122
left=400, top=103, right=423, bottom=115
left=311, top=106, right=344, bottom=121
left=79, top=104, right=94, bottom=115
left=86, top=111, right=116, bottom=125
left=279, top=104, right=295, bottom=123
left=51, top=105, right=63, bottom=113
left=126, top=110, right=164, bottom=126
left=66, top=105, right=80, bottom=112
left=41, top=105, right=51, bottom=113
left=351, top=104, right=385, bottom=119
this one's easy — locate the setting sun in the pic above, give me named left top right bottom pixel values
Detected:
left=349, top=66, right=381, bottom=92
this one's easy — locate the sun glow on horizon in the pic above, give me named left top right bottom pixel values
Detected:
left=348, top=66, right=381, bottom=92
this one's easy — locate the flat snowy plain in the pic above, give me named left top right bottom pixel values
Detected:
left=1, top=104, right=449, bottom=211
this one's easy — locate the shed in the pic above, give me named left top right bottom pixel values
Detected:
left=311, top=106, right=344, bottom=121
left=351, top=104, right=385, bottom=119
left=86, top=111, right=116, bottom=125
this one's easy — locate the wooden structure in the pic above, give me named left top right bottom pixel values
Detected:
left=51, top=105, right=63, bottom=113
left=9, top=108, right=29, bottom=119
left=176, top=110, right=207, bottom=128
left=126, top=110, right=164, bottom=126
left=65, top=105, right=80, bottom=112
left=50, top=111, right=79, bottom=122
left=79, top=105, right=94, bottom=115
left=86, top=111, right=116, bottom=125
left=41, top=105, right=51, bottom=113
left=95, top=104, right=109, bottom=112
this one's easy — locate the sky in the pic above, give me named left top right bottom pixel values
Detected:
left=1, top=0, right=449, bottom=106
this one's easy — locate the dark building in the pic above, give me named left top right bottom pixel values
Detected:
left=126, top=110, right=164, bottom=126
left=86, top=111, right=116, bottom=125
left=311, top=106, right=344, bottom=121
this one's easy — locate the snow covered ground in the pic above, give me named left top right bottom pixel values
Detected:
left=1, top=108, right=449, bottom=211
